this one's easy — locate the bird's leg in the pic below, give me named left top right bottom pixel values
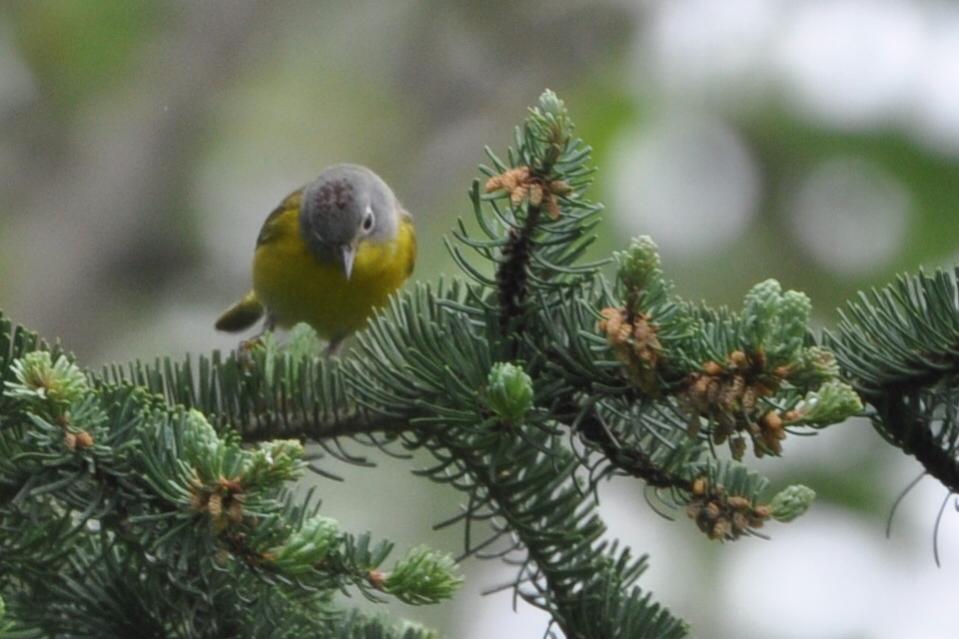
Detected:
left=240, top=314, right=276, bottom=352
left=323, top=337, right=347, bottom=359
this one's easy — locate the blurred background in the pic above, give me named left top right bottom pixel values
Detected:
left=2, top=1, right=959, bottom=636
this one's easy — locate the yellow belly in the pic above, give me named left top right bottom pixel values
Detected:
left=252, top=213, right=414, bottom=340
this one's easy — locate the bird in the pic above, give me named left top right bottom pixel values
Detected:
left=215, top=164, right=416, bottom=356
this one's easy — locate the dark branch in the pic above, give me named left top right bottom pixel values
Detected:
left=570, top=401, right=689, bottom=490
left=497, top=202, right=542, bottom=344
left=875, top=386, right=959, bottom=495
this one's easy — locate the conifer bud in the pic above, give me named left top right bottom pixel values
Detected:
left=486, top=362, right=534, bottom=423
left=5, top=351, right=89, bottom=406
left=702, top=361, right=723, bottom=376
left=75, top=430, right=94, bottom=449
left=790, top=346, right=841, bottom=387
left=691, top=477, right=707, bottom=496
left=532, top=89, right=572, bottom=150
left=243, top=439, right=305, bottom=487
left=729, top=350, right=748, bottom=369
left=775, top=290, right=812, bottom=359
left=614, top=235, right=662, bottom=295
left=367, top=569, right=387, bottom=589
left=273, top=516, right=340, bottom=575
left=384, top=546, right=463, bottom=605
left=180, top=409, right=224, bottom=477
left=742, top=279, right=782, bottom=347
left=794, top=380, right=863, bottom=426
left=770, top=485, right=816, bottom=522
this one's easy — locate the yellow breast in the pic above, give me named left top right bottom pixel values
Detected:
left=252, top=207, right=415, bottom=340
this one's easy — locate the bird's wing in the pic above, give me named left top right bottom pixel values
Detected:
left=256, top=188, right=304, bottom=247
left=214, top=290, right=264, bottom=333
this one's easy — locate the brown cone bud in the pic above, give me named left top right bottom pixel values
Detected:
left=75, top=431, right=94, bottom=449
left=703, top=361, right=723, bottom=376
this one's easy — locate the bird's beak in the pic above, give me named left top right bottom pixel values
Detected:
left=340, top=244, right=356, bottom=280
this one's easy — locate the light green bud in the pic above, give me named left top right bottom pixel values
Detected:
left=742, top=279, right=783, bottom=347
left=285, top=323, right=325, bottom=359
left=529, top=89, right=572, bottom=152
left=243, top=439, right=305, bottom=487
left=5, top=351, right=89, bottom=406
left=486, top=362, right=534, bottom=423
left=180, top=409, right=223, bottom=474
left=385, top=546, right=463, bottom=605
left=790, top=347, right=840, bottom=387
left=273, top=516, right=340, bottom=575
left=614, top=235, right=663, bottom=294
left=772, top=290, right=812, bottom=360
left=795, top=380, right=863, bottom=426
left=770, top=485, right=816, bottom=522
left=536, top=89, right=566, bottom=119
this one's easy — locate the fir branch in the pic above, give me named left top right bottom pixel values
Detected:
left=340, top=280, right=688, bottom=635
left=428, top=426, right=686, bottom=639
left=829, top=268, right=959, bottom=493
left=568, top=399, right=686, bottom=490
left=0, top=90, right=856, bottom=637
left=496, top=200, right=541, bottom=338
left=97, top=336, right=391, bottom=445
left=478, top=90, right=602, bottom=350
left=0, top=314, right=455, bottom=636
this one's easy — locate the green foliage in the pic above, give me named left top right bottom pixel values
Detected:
left=572, top=236, right=860, bottom=462
left=0, top=89, right=924, bottom=638
left=829, top=268, right=959, bottom=495
left=0, top=326, right=456, bottom=636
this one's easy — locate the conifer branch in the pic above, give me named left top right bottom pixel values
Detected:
left=496, top=200, right=540, bottom=338
left=0, top=90, right=866, bottom=637
left=880, top=387, right=959, bottom=494
left=829, top=268, right=959, bottom=493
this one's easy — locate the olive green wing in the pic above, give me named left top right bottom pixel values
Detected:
left=215, top=188, right=303, bottom=333
left=214, top=290, right=264, bottom=333
left=256, top=188, right=303, bottom=247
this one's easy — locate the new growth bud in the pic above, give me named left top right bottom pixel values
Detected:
left=792, top=380, right=863, bottom=426
left=486, top=362, right=534, bottom=423
left=5, top=351, right=89, bottom=407
left=742, top=280, right=812, bottom=365
left=384, top=546, right=463, bottom=605
left=614, top=235, right=663, bottom=297
left=770, top=485, right=816, bottom=522
left=273, top=516, right=340, bottom=575
left=180, top=409, right=225, bottom=478
left=243, top=439, right=305, bottom=488
left=531, top=89, right=572, bottom=149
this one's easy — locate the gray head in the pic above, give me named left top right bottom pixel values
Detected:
left=299, top=164, right=401, bottom=279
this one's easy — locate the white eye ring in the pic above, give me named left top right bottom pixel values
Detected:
left=362, top=207, right=375, bottom=233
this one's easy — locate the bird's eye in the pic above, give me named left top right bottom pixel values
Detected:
left=362, top=210, right=375, bottom=232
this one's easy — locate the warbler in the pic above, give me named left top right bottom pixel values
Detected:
left=215, top=164, right=416, bottom=355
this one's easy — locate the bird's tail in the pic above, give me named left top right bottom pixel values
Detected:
left=215, top=290, right=265, bottom=333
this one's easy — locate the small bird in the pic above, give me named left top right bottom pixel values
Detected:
left=216, top=164, right=416, bottom=355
